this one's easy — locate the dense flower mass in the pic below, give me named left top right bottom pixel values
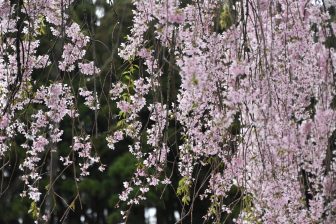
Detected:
left=1, top=0, right=336, bottom=223
left=114, top=0, right=336, bottom=223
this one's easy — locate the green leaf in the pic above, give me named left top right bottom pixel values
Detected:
left=177, top=177, right=191, bottom=205
left=28, top=201, right=39, bottom=219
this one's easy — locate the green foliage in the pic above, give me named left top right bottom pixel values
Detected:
left=218, top=1, right=239, bottom=31
left=220, top=4, right=234, bottom=30
left=28, top=201, right=40, bottom=220
left=242, top=194, right=261, bottom=223
left=37, top=15, right=47, bottom=36
left=176, top=177, right=191, bottom=205
left=108, top=153, right=137, bottom=178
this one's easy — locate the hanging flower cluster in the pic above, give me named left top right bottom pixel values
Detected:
left=20, top=83, right=75, bottom=202
left=0, top=0, right=102, bottom=220
left=1, top=0, right=336, bottom=223
left=115, top=0, right=336, bottom=223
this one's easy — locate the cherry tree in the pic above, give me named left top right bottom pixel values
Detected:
left=114, top=0, right=336, bottom=223
left=1, top=0, right=336, bottom=223
left=0, top=0, right=102, bottom=221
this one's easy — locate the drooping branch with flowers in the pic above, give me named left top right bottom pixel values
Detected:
left=0, top=0, right=102, bottom=221
left=1, top=0, right=336, bottom=223
left=114, top=0, right=336, bottom=223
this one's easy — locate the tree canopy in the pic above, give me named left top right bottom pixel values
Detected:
left=0, top=0, right=336, bottom=223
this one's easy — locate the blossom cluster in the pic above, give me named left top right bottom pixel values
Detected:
left=0, top=0, right=102, bottom=219
left=1, top=0, right=336, bottom=223
left=116, top=0, right=336, bottom=223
